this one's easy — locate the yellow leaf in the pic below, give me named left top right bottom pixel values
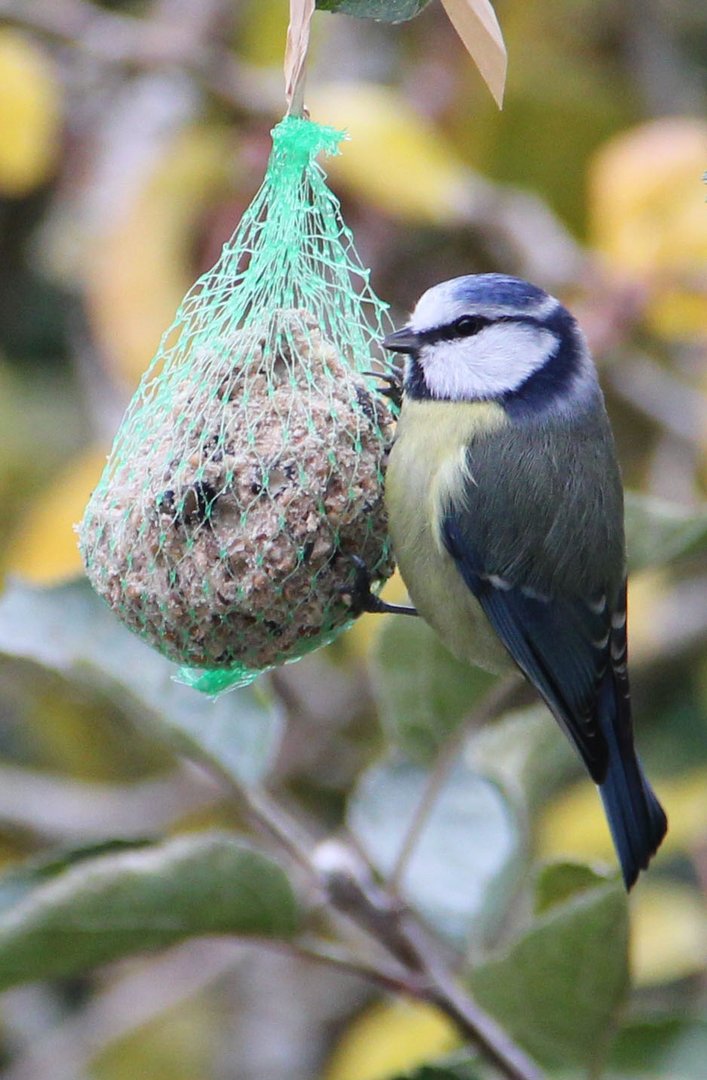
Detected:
left=307, top=84, right=470, bottom=225
left=86, top=126, right=234, bottom=387
left=0, top=29, right=61, bottom=197
left=630, top=881, right=707, bottom=986
left=324, top=999, right=459, bottom=1080
left=440, top=0, right=507, bottom=108
left=537, top=783, right=615, bottom=867
left=537, top=768, right=707, bottom=866
left=5, top=446, right=107, bottom=585
left=236, top=0, right=290, bottom=68
left=588, top=118, right=707, bottom=340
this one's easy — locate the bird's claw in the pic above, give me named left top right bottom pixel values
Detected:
left=339, top=555, right=381, bottom=617
left=340, top=556, right=418, bottom=619
left=362, top=369, right=404, bottom=411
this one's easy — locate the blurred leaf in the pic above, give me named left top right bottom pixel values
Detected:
left=450, top=0, right=636, bottom=234
left=316, top=0, right=506, bottom=106
left=0, top=840, right=153, bottom=917
left=5, top=444, right=106, bottom=585
left=625, top=491, right=707, bottom=573
left=0, top=29, right=61, bottom=197
left=538, top=767, right=707, bottom=870
left=0, top=832, right=299, bottom=991
left=440, top=0, right=506, bottom=108
left=315, top=0, right=432, bottom=21
left=94, top=993, right=220, bottom=1080
left=536, top=779, right=620, bottom=870
left=349, top=756, right=521, bottom=945
left=324, top=1000, right=460, bottom=1080
left=86, top=124, right=234, bottom=386
left=589, top=118, right=707, bottom=340
left=534, top=861, right=610, bottom=915
left=468, top=873, right=629, bottom=1073
left=392, top=1062, right=481, bottom=1080
left=630, top=881, right=707, bottom=986
left=609, top=1014, right=707, bottom=1080
left=371, top=617, right=496, bottom=762
left=469, top=704, right=570, bottom=816
left=308, top=84, right=470, bottom=224
left=0, top=580, right=283, bottom=786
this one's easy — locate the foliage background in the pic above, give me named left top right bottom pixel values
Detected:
left=0, top=1, right=705, bottom=1078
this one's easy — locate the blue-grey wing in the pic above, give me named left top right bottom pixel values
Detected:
left=439, top=411, right=626, bottom=782
left=442, top=511, right=612, bottom=780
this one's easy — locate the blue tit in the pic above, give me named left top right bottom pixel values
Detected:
left=381, top=272, right=667, bottom=890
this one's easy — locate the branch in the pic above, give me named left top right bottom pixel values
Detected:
left=320, top=850, right=544, bottom=1080
left=191, top=750, right=545, bottom=1080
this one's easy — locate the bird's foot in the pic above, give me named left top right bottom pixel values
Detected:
left=362, top=368, right=404, bottom=411
left=340, top=556, right=418, bottom=618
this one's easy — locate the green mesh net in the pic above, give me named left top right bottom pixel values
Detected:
left=79, top=116, right=395, bottom=695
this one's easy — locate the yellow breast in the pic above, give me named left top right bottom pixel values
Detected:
left=385, top=398, right=511, bottom=674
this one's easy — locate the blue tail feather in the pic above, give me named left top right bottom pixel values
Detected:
left=598, top=684, right=667, bottom=890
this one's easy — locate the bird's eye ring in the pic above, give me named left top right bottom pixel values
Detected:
left=453, top=315, right=486, bottom=337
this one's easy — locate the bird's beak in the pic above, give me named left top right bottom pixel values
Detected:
left=382, top=326, right=420, bottom=355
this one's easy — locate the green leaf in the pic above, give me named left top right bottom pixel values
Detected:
left=372, top=617, right=497, bottom=763
left=534, top=861, right=610, bottom=915
left=0, top=580, right=283, bottom=786
left=608, top=1014, right=707, bottom=1079
left=348, top=756, right=521, bottom=946
left=316, top=0, right=433, bottom=22
left=0, top=840, right=153, bottom=917
left=392, top=1060, right=482, bottom=1080
left=624, top=491, right=707, bottom=573
left=0, top=832, right=299, bottom=991
left=468, top=873, right=629, bottom=1074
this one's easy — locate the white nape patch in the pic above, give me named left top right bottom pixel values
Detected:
left=409, top=280, right=560, bottom=333
left=420, top=321, right=558, bottom=401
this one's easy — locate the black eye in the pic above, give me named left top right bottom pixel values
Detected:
left=453, top=315, right=486, bottom=337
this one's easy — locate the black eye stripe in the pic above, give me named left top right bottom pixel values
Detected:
left=418, top=314, right=492, bottom=346
left=417, top=313, right=548, bottom=347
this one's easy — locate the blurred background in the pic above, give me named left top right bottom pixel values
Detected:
left=0, top=1, right=705, bottom=1078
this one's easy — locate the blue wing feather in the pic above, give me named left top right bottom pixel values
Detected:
left=442, top=512, right=667, bottom=888
left=442, top=512, right=609, bottom=779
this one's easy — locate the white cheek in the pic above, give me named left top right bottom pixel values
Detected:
left=421, top=323, right=558, bottom=400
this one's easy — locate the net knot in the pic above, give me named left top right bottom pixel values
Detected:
left=269, top=116, right=346, bottom=178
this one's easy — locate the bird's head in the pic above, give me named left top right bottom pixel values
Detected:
left=383, top=274, right=595, bottom=413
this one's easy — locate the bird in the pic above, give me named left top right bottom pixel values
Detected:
left=369, top=272, right=667, bottom=890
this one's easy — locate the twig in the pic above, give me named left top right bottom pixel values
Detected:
left=322, top=860, right=544, bottom=1080
left=256, top=934, right=432, bottom=998
left=391, top=674, right=522, bottom=888
left=184, top=744, right=545, bottom=1080
left=402, top=916, right=542, bottom=1080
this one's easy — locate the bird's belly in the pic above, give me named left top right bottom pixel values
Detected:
left=386, top=403, right=511, bottom=675
left=396, top=526, right=510, bottom=674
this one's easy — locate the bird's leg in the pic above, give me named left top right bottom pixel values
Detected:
left=362, top=368, right=404, bottom=411
left=341, top=556, right=418, bottom=617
